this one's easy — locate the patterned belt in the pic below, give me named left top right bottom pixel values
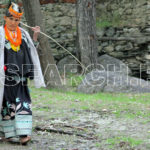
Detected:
left=6, top=76, right=27, bottom=83
left=14, top=76, right=26, bottom=82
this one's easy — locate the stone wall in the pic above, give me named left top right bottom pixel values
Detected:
left=1, top=0, right=150, bottom=78
left=96, top=0, right=150, bottom=27
left=41, top=3, right=76, bottom=61
left=97, top=26, right=150, bottom=79
left=96, top=0, right=150, bottom=79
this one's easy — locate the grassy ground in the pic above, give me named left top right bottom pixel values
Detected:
left=31, top=86, right=150, bottom=120
left=0, top=75, right=150, bottom=149
left=29, top=80, right=150, bottom=150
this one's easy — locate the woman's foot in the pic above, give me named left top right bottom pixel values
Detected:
left=0, top=137, right=12, bottom=142
left=20, top=136, right=31, bottom=145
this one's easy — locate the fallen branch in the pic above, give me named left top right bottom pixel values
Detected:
left=35, top=126, right=96, bottom=140
left=63, top=125, right=85, bottom=131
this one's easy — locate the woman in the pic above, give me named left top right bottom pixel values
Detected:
left=0, top=2, right=45, bottom=144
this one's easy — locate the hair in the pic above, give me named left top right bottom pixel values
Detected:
left=5, top=2, right=12, bottom=17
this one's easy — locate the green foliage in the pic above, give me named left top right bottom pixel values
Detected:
left=96, top=11, right=122, bottom=28
left=66, top=73, right=84, bottom=87
left=95, top=142, right=101, bottom=148
left=96, top=20, right=112, bottom=28
left=72, top=26, right=76, bottom=32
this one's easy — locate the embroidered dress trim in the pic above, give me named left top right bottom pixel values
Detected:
left=0, top=115, right=32, bottom=138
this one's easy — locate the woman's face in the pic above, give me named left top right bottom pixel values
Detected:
left=4, top=16, right=21, bottom=31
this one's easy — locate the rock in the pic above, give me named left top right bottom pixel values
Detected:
left=123, top=28, right=141, bottom=37
left=148, top=44, right=150, bottom=51
left=68, top=9, right=76, bottom=17
left=115, top=45, right=125, bottom=51
left=114, top=42, right=133, bottom=52
left=109, top=51, right=124, bottom=58
left=142, top=28, right=150, bottom=34
left=103, top=45, right=114, bottom=52
left=125, top=9, right=132, bottom=15
left=77, top=70, right=150, bottom=93
left=147, top=4, right=150, bottom=9
left=46, top=17, right=56, bottom=25
left=101, top=42, right=108, bottom=47
left=105, top=27, right=115, bottom=37
left=59, top=17, right=72, bottom=26
left=97, top=54, right=131, bottom=75
left=98, top=45, right=103, bottom=53
left=145, top=54, right=150, bottom=60
left=125, top=42, right=133, bottom=50
left=71, top=18, right=76, bottom=27
left=53, top=11, right=63, bottom=17
left=97, top=29, right=105, bottom=38
left=52, top=33, right=60, bottom=38
left=45, top=4, right=53, bottom=11
left=66, top=34, right=73, bottom=39
left=57, top=55, right=78, bottom=73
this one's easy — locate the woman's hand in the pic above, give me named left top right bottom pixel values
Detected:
left=32, top=26, right=40, bottom=42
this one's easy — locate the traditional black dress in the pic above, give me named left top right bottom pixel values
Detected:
left=0, top=30, right=34, bottom=138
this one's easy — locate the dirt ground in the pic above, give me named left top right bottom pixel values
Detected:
left=0, top=106, right=150, bottom=150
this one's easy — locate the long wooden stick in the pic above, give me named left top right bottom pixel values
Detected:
left=20, top=22, right=85, bottom=70
left=35, top=126, right=97, bottom=140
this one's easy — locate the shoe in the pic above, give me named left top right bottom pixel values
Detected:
left=0, top=137, right=12, bottom=142
left=20, top=136, right=31, bottom=145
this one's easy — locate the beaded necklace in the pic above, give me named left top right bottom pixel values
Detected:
left=4, top=25, right=22, bottom=47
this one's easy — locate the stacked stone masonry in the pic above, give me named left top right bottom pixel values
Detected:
left=0, top=0, right=150, bottom=79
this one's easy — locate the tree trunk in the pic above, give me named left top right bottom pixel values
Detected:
left=22, top=0, right=62, bottom=88
left=76, top=0, right=98, bottom=72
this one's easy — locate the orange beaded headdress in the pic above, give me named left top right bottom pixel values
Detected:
left=6, top=2, right=23, bottom=18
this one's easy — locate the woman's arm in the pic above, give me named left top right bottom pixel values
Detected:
left=31, top=26, right=40, bottom=48
left=32, top=26, right=40, bottom=42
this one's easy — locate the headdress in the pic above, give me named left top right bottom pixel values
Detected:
left=6, top=2, right=23, bottom=18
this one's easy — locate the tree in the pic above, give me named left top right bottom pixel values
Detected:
left=22, top=0, right=62, bottom=88
left=76, top=0, right=98, bottom=72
